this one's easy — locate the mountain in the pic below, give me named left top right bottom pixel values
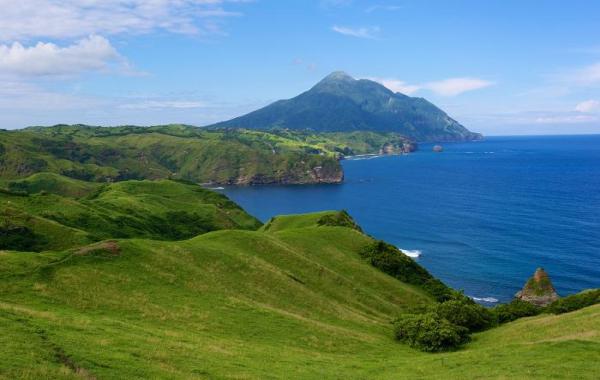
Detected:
left=210, top=71, right=482, bottom=142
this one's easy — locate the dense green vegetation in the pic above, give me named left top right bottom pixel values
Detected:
left=491, top=299, right=543, bottom=323
left=1, top=177, right=599, bottom=378
left=359, top=240, right=455, bottom=302
left=393, top=298, right=495, bottom=352
left=211, top=71, right=482, bottom=142
left=393, top=312, right=470, bottom=352
left=546, top=289, right=600, bottom=314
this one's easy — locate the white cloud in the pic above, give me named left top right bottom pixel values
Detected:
left=0, top=35, right=121, bottom=77
left=367, top=78, right=420, bottom=95
left=0, top=0, right=244, bottom=41
left=424, top=77, right=494, bottom=96
left=120, top=100, right=209, bottom=109
left=368, top=76, right=493, bottom=96
left=331, top=25, right=380, bottom=39
left=575, top=99, right=600, bottom=113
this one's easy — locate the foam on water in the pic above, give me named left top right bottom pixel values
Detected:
left=400, top=249, right=422, bottom=258
left=470, top=296, right=499, bottom=303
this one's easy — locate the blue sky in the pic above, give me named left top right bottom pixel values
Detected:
left=1, top=0, right=599, bottom=135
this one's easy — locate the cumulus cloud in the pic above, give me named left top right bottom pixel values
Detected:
left=332, top=25, right=380, bottom=39
left=0, top=35, right=121, bottom=77
left=369, top=76, right=494, bottom=96
left=0, top=0, right=244, bottom=41
left=575, top=99, right=600, bottom=113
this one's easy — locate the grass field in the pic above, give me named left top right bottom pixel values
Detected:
left=1, top=210, right=599, bottom=379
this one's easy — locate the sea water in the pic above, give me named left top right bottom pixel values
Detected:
left=224, top=135, right=600, bottom=303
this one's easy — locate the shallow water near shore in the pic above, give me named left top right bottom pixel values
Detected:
left=224, top=135, right=600, bottom=303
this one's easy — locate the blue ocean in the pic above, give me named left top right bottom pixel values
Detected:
left=224, top=135, right=600, bottom=304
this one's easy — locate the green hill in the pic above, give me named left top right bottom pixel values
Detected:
left=0, top=125, right=419, bottom=186
left=210, top=72, right=482, bottom=142
left=0, top=174, right=261, bottom=251
left=0, top=125, right=345, bottom=185
left=1, top=177, right=598, bottom=379
left=1, top=204, right=599, bottom=378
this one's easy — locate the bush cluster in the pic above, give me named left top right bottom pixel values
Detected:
left=394, top=312, right=470, bottom=352
left=359, top=241, right=455, bottom=301
left=490, top=299, right=541, bottom=324
left=0, top=224, right=45, bottom=251
left=393, top=298, right=494, bottom=352
left=545, top=289, right=600, bottom=314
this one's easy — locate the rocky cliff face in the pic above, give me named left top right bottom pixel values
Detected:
left=229, top=161, right=343, bottom=186
left=515, top=268, right=560, bottom=306
left=378, top=141, right=417, bottom=155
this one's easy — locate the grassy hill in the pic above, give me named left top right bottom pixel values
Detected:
left=0, top=124, right=345, bottom=185
left=1, top=207, right=599, bottom=379
left=0, top=124, right=415, bottom=186
left=0, top=174, right=261, bottom=251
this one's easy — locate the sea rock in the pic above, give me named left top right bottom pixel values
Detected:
left=433, top=145, right=443, bottom=153
left=515, top=268, right=560, bottom=306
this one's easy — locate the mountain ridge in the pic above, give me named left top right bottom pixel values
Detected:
left=210, top=71, right=482, bottom=142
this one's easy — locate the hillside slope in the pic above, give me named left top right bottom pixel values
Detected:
left=1, top=211, right=599, bottom=379
left=0, top=125, right=344, bottom=185
left=210, top=72, right=482, bottom=142
left=0, top=217, right=433, bottom=379
left=0, top=174, right=261, bottom=251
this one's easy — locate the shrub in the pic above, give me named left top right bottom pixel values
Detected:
left=0, top=224, right=46, bottom=251
left=393, top=312, right=470, bottom=352
left=434, top=299, right=495, bottom=332
left=545, top=289, right=600, bottom=315
left=422, top=279, right=457, bottom=303
left=359, top=241, right=454, bottom=301
left=491, top=299, right=541, bottom=324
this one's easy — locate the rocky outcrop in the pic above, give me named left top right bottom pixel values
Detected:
left=228, top=163, right=344, bottom=186
left=379, top=141, right=417, bottom=155
left=515, top=268, right=560, bottom=306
